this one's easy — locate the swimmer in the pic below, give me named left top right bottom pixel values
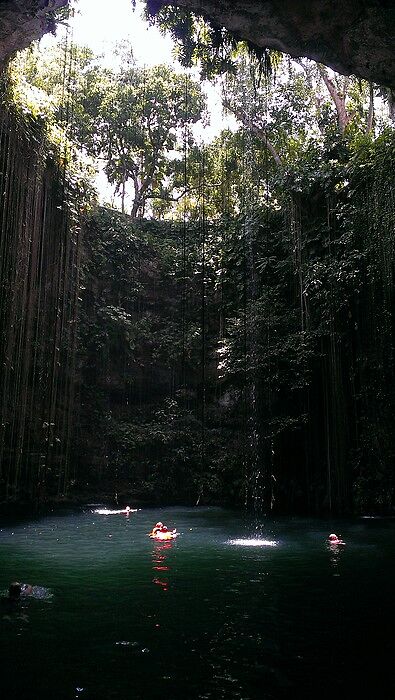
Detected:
left=328, top=533, right=345, bottom=545
left=119, top=505, right=137, bottom=515
left=2, top=582, right=51, bottom=609
left=8, top=582, right=22, bottom=601
left=150, top=522, right=164, bottom=536
left=149, top=522, right=178, bottom=539
left=9, top=582, right=33, bottom=600
left=4, top=582, right=33, bottom=604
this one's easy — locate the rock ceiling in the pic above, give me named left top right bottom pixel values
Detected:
left=0, top=1, right=67, bottom=66
left=1, top=1, right=395, bottom=88
left=150, top=0, right=395, bottom=87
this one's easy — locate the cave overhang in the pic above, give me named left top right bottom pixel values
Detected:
left=1, top=1, right=395, bottom=89
left=148, top=0, right=395, bottom=88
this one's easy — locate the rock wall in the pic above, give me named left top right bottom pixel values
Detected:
left=0, top=0, right=67, bottom=66
left=0, top=100, right=81, bottom=503
left=150, top=0, right=395, bottom=87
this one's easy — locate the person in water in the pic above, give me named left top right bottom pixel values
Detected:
left=328, top=533, right=345, bottom=545
left=7, top=582, right=33, bottom=602
left=150, top=522, right=165, bottom=536
left=150, top=522, right=178, bottom=538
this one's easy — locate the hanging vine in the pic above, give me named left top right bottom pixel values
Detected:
left=0, top=36, right=89, bottom=505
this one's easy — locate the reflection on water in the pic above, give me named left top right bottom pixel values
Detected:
left=327, top=541, right=346, bottom=575
left=152, top=540, right=173, bottom=591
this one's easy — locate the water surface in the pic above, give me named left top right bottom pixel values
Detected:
left=0, top=507, right=393, bottom=699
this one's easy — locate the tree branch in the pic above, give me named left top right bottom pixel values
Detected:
left=223, top=98, right=282, bottom=166
left=146, top=185, right=199, bottom=202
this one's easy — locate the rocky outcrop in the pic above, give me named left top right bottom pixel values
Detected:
left=150, top=0, right=395, bottom=87
left=0, top=0, right=67, bottom=65
left=2, top=1, right=395, bottom=86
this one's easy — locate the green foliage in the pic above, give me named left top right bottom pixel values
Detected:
left=72, top=107, right=395, bottom=514
left=144, top=1, right=279, bottom=79
left=76, top=206, right=250, bottom=504
left=0, top=65, right=95, bottom=504
left=6, top=43, right=97, bottom=198
left=10, top=29, right=395, bottom=512
left=95, top=59, right=204, bottom=216
left=12, top=39, right=205, bottom=218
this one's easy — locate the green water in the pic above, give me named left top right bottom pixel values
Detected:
left=0, top=507, right=393, bottom=699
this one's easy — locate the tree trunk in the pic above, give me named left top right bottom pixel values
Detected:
left=318, top=65, right=351, bottom=134
left=387, top=88, right=395, bottom=122
left=366, top=83, right=374, bottom=134
left=121, top=178, right=126, bottom=214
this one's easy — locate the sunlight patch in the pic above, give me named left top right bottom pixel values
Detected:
left=228, top=538, right=277, bottom=547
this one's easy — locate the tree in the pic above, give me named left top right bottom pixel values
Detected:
left=13, top=41, right=205, bottom=218
left=222, top=53, right=381, bottom=167
left=84, top=55, right=205, bottom=217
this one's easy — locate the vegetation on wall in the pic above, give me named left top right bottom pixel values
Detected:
left=76, top=129, right=395, bottom=513
left=0, top=65, right=92, bottom=505
left=1, top=32, right=395, bottom=514
left=75, top=208, right=242, bottom=504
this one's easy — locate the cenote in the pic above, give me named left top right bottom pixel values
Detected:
left=1, top=1, right=395, bottom=698
left=1, top=507, right=394, bottom=699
